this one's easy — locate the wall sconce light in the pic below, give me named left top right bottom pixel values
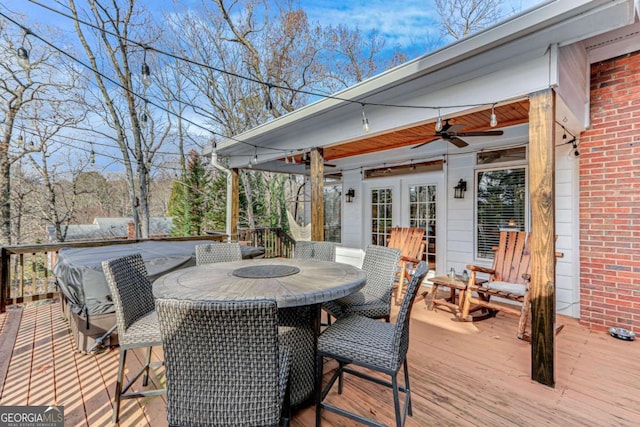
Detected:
left=453, top=179, right=467, bottom=199
left=345, top=188, right=355, bottom=203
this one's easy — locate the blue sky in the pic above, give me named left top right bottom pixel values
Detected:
left=9, top=0, right=545, bottom=54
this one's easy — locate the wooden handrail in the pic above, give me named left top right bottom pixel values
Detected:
left=237, top=227, right=295, bottom=258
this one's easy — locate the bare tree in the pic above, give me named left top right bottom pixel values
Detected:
left=167, top=0, right=404, bottom=229
left=25, top=144, right=93, bottom=242
left=435, top=0, right=504, bottom=40
left=68, top=0, right=166, bottom=239
left=0, top=18, right=85, bottom=244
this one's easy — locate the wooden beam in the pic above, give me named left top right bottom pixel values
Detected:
left=231, top=168, right=240, bottom=242
left=528, top=88, right=556, bottom=387
left=310, top=148, right=325, bottom=241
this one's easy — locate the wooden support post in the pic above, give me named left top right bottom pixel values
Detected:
left=231, top=168, right=240, bottom=242
left=310, top=148, right=325, bottom=241
left=528, top=88, right=556, bottom=387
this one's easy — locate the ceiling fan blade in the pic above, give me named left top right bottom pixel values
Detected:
left=444, top=123, right=466, bottom=133
left=449, top=136, right=468, bottom=148
left=411, top=139, right=436, bottom=149
left=457, top=130, right=504, bottom=137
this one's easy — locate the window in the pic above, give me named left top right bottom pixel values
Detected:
left=476, top=149, right=527, bottom=259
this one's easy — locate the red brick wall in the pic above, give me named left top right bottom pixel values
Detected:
left=578, top=49, right=640, bottom=332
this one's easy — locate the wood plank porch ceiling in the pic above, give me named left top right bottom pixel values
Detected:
left=320, top=99, right=530, bottom=162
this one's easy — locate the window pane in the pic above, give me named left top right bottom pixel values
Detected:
left=476, top=168, right=526, bottom=259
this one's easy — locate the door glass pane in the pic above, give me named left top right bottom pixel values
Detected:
left=408, top=184, right=437, bottom=271
left=371, top=188, right=393, bottom=246
left=324, top=183, right=341, bottom=243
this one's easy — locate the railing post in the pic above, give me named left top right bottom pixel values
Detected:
left=0, top=247, right=8, bottom=313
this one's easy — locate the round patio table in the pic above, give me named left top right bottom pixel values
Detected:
left=153, top=258, right=366, bottom=407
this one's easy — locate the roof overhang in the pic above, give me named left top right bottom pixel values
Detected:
left=217, top=0, right=638, bottom=170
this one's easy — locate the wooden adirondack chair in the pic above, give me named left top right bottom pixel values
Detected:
left=387, top=227, right=426, bottom=302
left=461, top=231, right=562, bottom=340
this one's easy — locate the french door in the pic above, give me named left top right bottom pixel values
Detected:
left=365, top=173, right=443, bottom=272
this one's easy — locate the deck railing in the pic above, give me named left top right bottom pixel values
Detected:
left=238, top=227, right=295, bottom=259
left=0, top=235, right=227, bottom=313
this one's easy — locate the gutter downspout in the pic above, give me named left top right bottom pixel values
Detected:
left=211, top=150, right=233, bottom=243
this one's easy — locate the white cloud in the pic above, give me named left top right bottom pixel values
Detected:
left=300, top=0, right=546, bottom=49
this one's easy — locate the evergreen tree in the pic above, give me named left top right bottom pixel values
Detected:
left=168, top=150, right=210, bottom=236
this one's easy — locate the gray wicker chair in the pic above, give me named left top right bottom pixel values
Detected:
left=101, top=254, right=166, bottom=424
left=156, top=298, right=291, bottom=427
left=294, top=241, right=336, bottom=261
left=315, top=261, right=428, bottom=427
left=195, top=242, right=242, bottom=265
left=323, top=245, right=401, bottom=322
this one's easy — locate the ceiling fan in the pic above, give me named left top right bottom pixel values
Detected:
left=411, top=119, right=504, bottom=149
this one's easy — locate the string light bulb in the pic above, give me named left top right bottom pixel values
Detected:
left=490, top=104, right=498, bottom=127
left=435, top=109, right=443, bottom=132
left=141, top=62, right=151, bottom=88
left=361, top=105, right=370, bottom=133
left=252, top=149, right=258, bottom=164
left=140, top=112, right=148, bottom=128
left=265, top=84, right=273, bottom=112
left=17, top=47, right=30, bottom=70
left=90, top=149, right=96, bottom=166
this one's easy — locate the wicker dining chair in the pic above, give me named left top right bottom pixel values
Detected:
left=323, top=245, right=401, bottom=322
left=101, top=254, right=166, bottom=424
left=315, top=261, right=428, bottom=427
left=294, top=241, right=336, bottom=261
left=195, top=242, right=242, bottom=265
left=156, top=298, right=291, bottom=427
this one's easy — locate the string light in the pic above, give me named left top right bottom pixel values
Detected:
left=265, top=84, right=273, bottom=112
left=361, top=104, right=370, bottom=133
left=141, top=63, right=151, bottom=88
left=17, top=46, right=30, bottom=70
left=435, top=109, right=443, bottom=132
left=490, top=104, right=498, bottom=127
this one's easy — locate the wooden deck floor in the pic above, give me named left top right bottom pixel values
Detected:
left=1, top=297, right=639, bottom=426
